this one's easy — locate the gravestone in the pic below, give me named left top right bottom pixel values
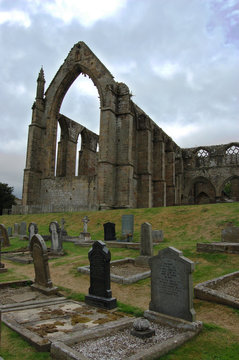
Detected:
left=0, top=238, right=7, bottom=273
left=122, top=214, right=134, bottom=241
left=28, top=222, right=38, bottom=243
left=19, top=221, right=27, bottom=239
left=60, top=218, right=68, bottom=240
left=79, top=216, right=91, bottom=241
left=152, top=230, right=164, bottom=243
left=0, top=224, right=10, bottom=247
left=7, top=227, right=12, bottom=237
left=149, top=247, right=195, bottom=322
left=29, top=234, right=58, bottom=294
left=85, top=241, right=117, bottom=309
left=135, top=222, right=153, bottom=267
left=103, top=222, right=116, bottom=241
left=49, top=221, right=62, bottom=254
left=221, top=223, right=239, bottom=243
left=13, top=223, right=19, bottom=236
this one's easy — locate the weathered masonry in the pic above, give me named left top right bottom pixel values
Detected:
left=13, top=42, right=239, bottom=214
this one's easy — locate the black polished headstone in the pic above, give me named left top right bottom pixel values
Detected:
left=103, top=222, right=116, bottom=241
left=85, top=240, right=117, bottom=309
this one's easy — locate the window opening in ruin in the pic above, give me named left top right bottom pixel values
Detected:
left=226, top=145, right=239, bottom=156
left=196, top=149, right=209, bottom=158
left=75, top=134, right=82, bottom=176
left=54, top=122, right=61, bottom=176
left=223, top=181, right=232, bottom=198
left=60, top=74, right=100, bottom=134
left=222, top=177, right=239, bottom=201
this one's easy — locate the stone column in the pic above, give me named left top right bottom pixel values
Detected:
left=165, top=146, right=176, bottom=206
left=152, top=128, right=166, bottom=207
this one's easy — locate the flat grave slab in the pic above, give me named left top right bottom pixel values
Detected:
left=51, top=310, right=202, bottom=360
left=197, top=242, right=239, bottom=254
left=78, top=258, right=151, bottom=284
left=2, top=249, right=65, bottom=264
left=194, top=271, right=239, bottom=308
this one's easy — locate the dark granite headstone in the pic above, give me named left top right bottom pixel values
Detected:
left=85, top=240, right=117, bottom=309
left=149, top=246, right=195, bottom=322
left=29, top=234, right=58, bottom=294
left=122, top=214, right=134, bottom=241
left=103, top=222, right=116, bottom=241
left=221, top=223, right=239, bottom=243
left=0, top=224, right=10, bottom=247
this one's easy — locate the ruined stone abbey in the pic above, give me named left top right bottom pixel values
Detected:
left=13, top=42, right=239, bottom=214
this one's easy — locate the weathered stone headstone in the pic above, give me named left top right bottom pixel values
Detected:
left=13, top=223, right=19, bottom=236
left=152, top=230, right=164, bottom=243
left=149, top=246, right=195, bottom=322
left=85, top=240, right=117, bottom=309
left=19, top=221, right=27, bottom=239
left=29, top=234, right=58, bottom=294
left=79, top=216, right=91, bottom=241
left=103, top=222, right=116, bottom=241
left=49, top=221, right=62, bottom=254
left=7, top=227, right=12, bottom=237
left=60, top=218, right=68, bottom=240
left=135, top=222, right=153, bottom=266
left=122, top=214, right=134, bottom=241
left=0, top=224, right=10, bottom=247
left=0, top=238, right=7, bottom=273
left=221, top=223, right=239, bottom=243
left=28, top=222, right=38, bottom=243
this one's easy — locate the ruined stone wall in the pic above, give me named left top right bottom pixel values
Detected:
left=13, top=42, right=238, bottom=214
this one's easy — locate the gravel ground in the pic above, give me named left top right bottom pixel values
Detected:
left=73, top=322, right=180, bottom=360
left=208, top=277, right=239, bottom=298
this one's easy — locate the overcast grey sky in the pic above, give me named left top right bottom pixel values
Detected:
left=0, top=0, right=238, bottom=198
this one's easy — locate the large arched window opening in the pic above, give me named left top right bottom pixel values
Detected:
left=221, top=176, right=239, bottom=202
left=188, top=177, right=216, bottom=204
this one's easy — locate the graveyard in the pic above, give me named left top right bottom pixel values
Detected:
left=0, top=202, right=239, bottom=359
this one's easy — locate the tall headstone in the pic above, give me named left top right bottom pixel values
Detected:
left=19, top=221, right=27, bottom=239
left=149, top=247, right=195, bottom=322
left=103, top=222, right=116, bottom=241
left=122, top=214, right=134, bottom=241
left=60, top=218, right=68, bottom=240
left=79, top=216, right=91, bottom=241
left=0, top=224, right=10, bottom=247
left=135, top=222, right=153, bottom=266
left=7, top=227, right=12, bottom=237
left=152, top=230, right=164, bottom=243
left=85, top=241, right=117, bottom=309
left=28, top=222, right=38, bottom=243
left=49, top=221, right=62, bottom=254
left=13, top=223, right=19, bottom=236
left=29, top=234, right=58, bottom=294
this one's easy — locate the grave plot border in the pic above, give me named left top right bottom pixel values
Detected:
left=78, top=258, right=151, bottom=284
left=194, top=271, right=239, bottom=308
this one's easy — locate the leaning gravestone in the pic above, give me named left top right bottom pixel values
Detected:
left=221, top=223, right=239, bottom=243
left=28, top=222, right=38, bottom=243
left=49, top=221, right=62, bottom=254
left=13, top=223, right=19, bottom=236
left=135, top=222, right=153, bottom=266
left=103, top=222, right=116, bottom=241
left=0, top=224, right=10, bottom=247
left=85, top=241, right=117, bottom=309
left=19, top=221, right=27, bottom=239
left=29, top=234, right=58, bottom=294
left=149, top=246, right=195, bottom=322
left=122, top=214, right=134, bottom=241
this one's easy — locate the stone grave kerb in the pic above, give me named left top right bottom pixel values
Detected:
left=85, top=240, right=117, bottom=309
left=149, top=246, right=195, bottom=322
left=0, top=224, right=10, bottom=247
left=29, top=234, right=58, bottom=295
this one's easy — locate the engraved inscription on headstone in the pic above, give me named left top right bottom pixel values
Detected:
left=122, top=214, right=134, bottom=241
left=85, top=240, right=117, bottom=309
left=149, top=246, right=195, bottom=322
left=103, top=222, right=116, bottom=241
left=29, top=234, right=57, bottom=294
left=0, top=224, right=10, bottom=247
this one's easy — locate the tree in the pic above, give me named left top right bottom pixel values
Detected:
left=0, top=183, right=16, bottom=215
